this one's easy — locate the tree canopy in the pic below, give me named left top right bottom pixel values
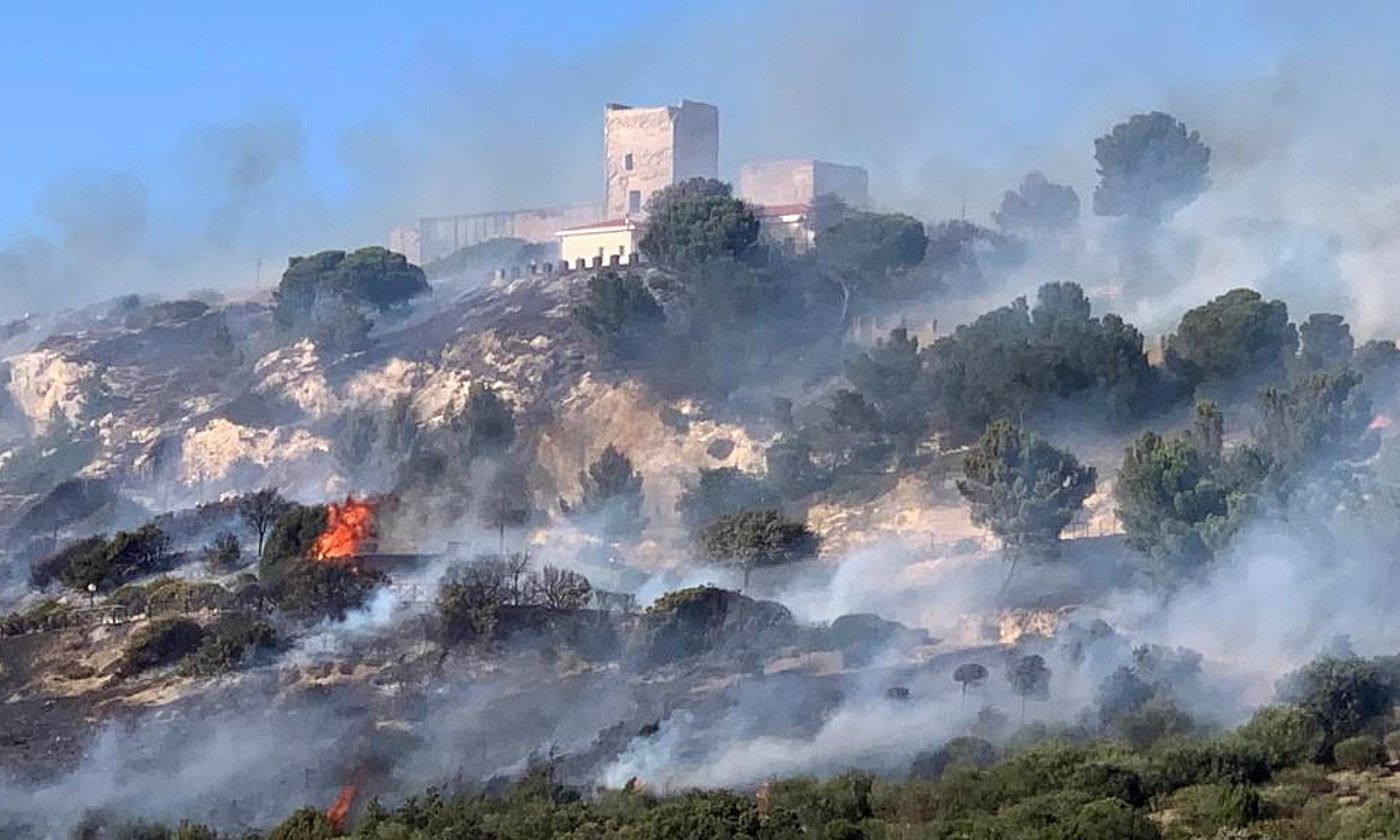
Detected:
left=1169, top=288, right=1297, bottom=395
left=638, top=178, right=760, bottom=268
left=957, top=419, right=1096, bottom=570
left=273, top=246, right=428, bottom=330
left=697, top=508, right=819, bottom=589
left=1093, top=111, right=1211, bottom=221
left=994, top=171, right=1081, bottom=235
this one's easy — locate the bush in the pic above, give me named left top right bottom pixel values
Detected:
left=117, top=618, right=205, bottom=677
left=1164, top=783, right=1262, bottom=835
left=260, top=505, right=328, bottom=580
left=273, top=560, right=382, bottom=622
left=0, top=599, right=71, bottom=636
left=178, top=617, right=278, bottom=677
left=1060, top=797, right=1161, bottom=840
left=1139, top=739, right=1271, bottom=797
left=1331, top=736, right=1385, bottom=771
left=1236, top=705, right=1324, bottom=769
left=910, top=736, right=998, bottom=781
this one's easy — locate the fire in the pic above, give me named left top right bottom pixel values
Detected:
left=312, top=496, right=378, bottom=562
left=326, top=782, right=358, bottom=833
left=1370, top=414, right=1392, bottom=431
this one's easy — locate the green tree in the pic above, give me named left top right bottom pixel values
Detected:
left=1093, top=111, right=1211, bottom=221
left=1277, top=656, right=1394, bottom=750
left=953, top=662, right=989, bottom=708
left=814, top=210, right=927, bottom=321
left=560, top=444, right=645, bottom=539
left=1169, top=288, right=1297, bottom=394
left=259, top=504, right=327, bottom=581
left=1006, top=653, right=1052, bottom=721
left=638, top=178, right=760, bottom=268
left=273, top=246, right=429, bottom=330
left=1295, top=312, right=1355, bottom=377
left=994, top=171, right=1081, bottom=236
left=1113, top=431, right=1229, bottom=585
left=698, top=508, right=819, bottom=590
left=956, top=420, right=1096, bottom=587
left=571, top=270, right=664, bottom=359
left=1256, top=369, right=1378, bottom=476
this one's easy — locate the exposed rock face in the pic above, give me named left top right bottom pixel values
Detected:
left=6, top=349, right=104, bottom=432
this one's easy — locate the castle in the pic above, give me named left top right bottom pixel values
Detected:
left=389, top=100, right=869, bottom=270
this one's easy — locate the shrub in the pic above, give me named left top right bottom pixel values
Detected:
left=910, top=736, right=998, bottom=781
left=273, top=560, right=382, bottom=622
left=1139, top=739, right=1270, bottom=797
left=117, top=618, right=205, bottom=677
left=1164, top=783, right=1262, bottom=835
left=1060, top=797, right=1161, bottom=840
left=1331, top=736, right=1385, bottom=771
left=178, top=617, right=278, bottom=677
left=1236, top=705, right=1324, bottom=768
left=260, top=505, right=328, bottom=580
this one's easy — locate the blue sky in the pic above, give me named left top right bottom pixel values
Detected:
left=0, top=0, right=1394, bottom=312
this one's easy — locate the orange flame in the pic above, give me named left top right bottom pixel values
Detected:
left=1370, top=414, right=1392, bottom=431
left=327, top=782, right=357, bottom=833
left=313, top=496, right=378, bottom=562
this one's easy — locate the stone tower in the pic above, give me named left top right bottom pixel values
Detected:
left=603, top=99, right=719, bottom=219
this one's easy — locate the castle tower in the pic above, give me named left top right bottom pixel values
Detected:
left=603, top=99, right=719, bottom=219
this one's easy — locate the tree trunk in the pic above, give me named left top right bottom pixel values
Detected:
left=960, top=682, right=967, bottom=712
left=837, top=280, right=853, bottom=330
left=998, top=549, right=1021, bottom=597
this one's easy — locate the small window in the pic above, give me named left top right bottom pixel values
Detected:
left=628, top=190, right=642, bottom=214
left=624, top=153, right=634, bottom=171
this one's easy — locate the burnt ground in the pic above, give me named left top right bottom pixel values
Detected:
left=0, top=596, right=992, bottom=834
left=0, top=629, right=148, bottom=782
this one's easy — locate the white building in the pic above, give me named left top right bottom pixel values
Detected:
left=556, top=218, right=643, bottom=269
left=738, top=159, right=869, bottom=210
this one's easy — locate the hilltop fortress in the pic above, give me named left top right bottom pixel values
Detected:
left=389, top=99, right=869, bottom=269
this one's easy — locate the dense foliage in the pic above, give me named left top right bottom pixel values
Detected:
left=1092, top=111, right=1211, bottom=221
left=697, top=508, right=820, bottom=588
left=273, top=246, right=429, bottom=331
left=957, top=420, right=1096, bottom=570
left=638, top=178, right=760, bottom=268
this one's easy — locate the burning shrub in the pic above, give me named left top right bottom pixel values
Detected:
left=116, top=617, right=206, bottom=677
left=272, top=559, right=383, bottom=622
